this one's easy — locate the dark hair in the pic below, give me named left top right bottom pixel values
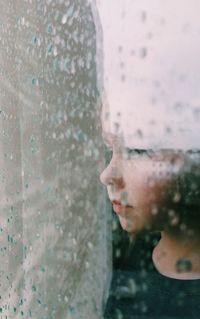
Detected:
left=169, top=151, right=200, bottom=231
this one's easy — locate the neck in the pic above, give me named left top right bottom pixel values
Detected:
left=152, top=228, right=200, bottom=280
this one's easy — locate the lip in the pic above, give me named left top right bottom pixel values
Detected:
left=111, top=200, right=133, bottom=215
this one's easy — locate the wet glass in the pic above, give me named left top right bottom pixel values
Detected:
left=0, top=1, right=110, bottom=318
left=96, top=0, right=200, bottom=318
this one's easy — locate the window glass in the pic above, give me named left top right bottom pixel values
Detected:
left=96, top=1, right=200, bottom=318
left=0, top=1, right=110, bottom=318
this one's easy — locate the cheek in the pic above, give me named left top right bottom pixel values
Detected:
left=130, top=175, right=171, bottom=210
left=125, top=169, right=153, bottom=203
left=124, top=162, right=173, bottom=207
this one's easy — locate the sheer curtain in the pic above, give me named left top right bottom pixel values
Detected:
left=0, top=1, right=111, bottom=318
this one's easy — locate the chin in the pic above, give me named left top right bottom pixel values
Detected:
left=119, top=216, right=142, bottom=234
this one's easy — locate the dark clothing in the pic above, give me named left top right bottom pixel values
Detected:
left=104, top=269, right=200, bottom=319
left=104, top=234, right=200, bottom=319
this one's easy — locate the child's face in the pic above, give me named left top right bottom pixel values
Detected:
left=100, top=131, right=183, bottom=234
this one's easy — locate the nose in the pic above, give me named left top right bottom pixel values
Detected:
left=100, top=162, right=125, bottom=189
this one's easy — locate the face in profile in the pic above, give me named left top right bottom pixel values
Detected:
left=100, top=130, right=183, bottom=235
left=97, top=0, right=200, bottom=280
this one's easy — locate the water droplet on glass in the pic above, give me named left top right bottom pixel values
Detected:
left=176, top=258, right=192, bottom=273
left=47, top=24, right=53, bottom=33
left=121, top=191, right=128, bottom=205
left=139, top=47, right=147, bottom=58
left=173, top=192, right=181, bottom=203
left=21, top=17, right=25, bottom=25
left=115, top=308, right=123, bottom=319
left=136, top=129, right=143, bottom=139
left=32, top=36, right=38, bottom=45
left=115, top=249, right=121, bottom=258
left=118, top=46, right=123, bottom=53
left=141, top=11, right=147, bottom=23
left=64, top=295, right=69, bottom=303
left=128, top=278, right=138, bottom=295
left=174, top=102, right=185, bottom=113
left=193, top=107, right=200, bottom=120
left=121, top=74, right=126, bottom=82
left=151, top=206, right=158, bottom=215
left=61, top=14, right=67, bottom=24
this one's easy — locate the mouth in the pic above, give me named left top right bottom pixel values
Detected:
left=111, top=200, right=133, bottom=215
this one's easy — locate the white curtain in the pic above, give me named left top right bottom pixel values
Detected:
left=0, top=1, right=111, bottom=318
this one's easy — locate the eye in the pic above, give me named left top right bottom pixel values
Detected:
left=124, top=148, right=155, bottom=159
left=125, top=148, right=147, bottom=155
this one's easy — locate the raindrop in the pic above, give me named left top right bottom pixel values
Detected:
left=54, top=35, right=61, bottom=45
left=53, top=46, right=58, bottom=56
left=114, top=122, right=120, bottom=133
left=147, top=32, right=153, bottom=39
left=180, top=223, right=187, bottom=231
left=141, top=302, right=148, bottom=313
left=141, top=11, right=147, bottom=23
left=174, top=102, right=185, bottom=113
left=85, top=261, right=90, bottom=269
left=112, top=219, right=118, bottom=231
left=151, top=206, right=158, bottom=215
left=29, top=135, right=35, bottom=144
left=115, top=308, right=123, bottom=319
left=128, top=278, right=137, bottom=295
left=31, top=77, right=38, bottom=86
left=135, top=129, right=143, bottom=139
left=121, top=74, right=126, bottom=82
left=168, top=209, right=175, bottom=217
left=61, top=14, right=68, bottom=24
left=173, top=192, right=181, bottom=203
left=121, top=11, right=126, bottom=19
left=32, top=285, right=36, bottom=292
left=139, top=47, right=147, bottom=58
left=87, top=242, right=93, bottom=250
left=165, top=126, right=172, bottom=134
left=118, top=45, right=123, bottom=53
left=176, top=258, right=192, bottom=273
left=193, top=107, right=200, bottom=120
left=47, top=24, right=53, bottom=33
left=68, top=305, right=76, bottom=315
left=32, top=36, right=38, bottom=45
left=115, top=249, right=121, bottom=258
left=121, top=191, right=128, bottom=205
left=64, top=295, right=69, bottom=303
left=67, top=5, right=74, bottom=18
left=53, top=57, right=59, bottom=70
left=21, top=17, right=25, bottom=26
left=141, top=283, right=148, bottom=292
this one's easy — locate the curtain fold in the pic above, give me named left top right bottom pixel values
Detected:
left=0, top=1, right=111, bottom=317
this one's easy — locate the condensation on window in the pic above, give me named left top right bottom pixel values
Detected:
left=96, top=0, right=200, bottom=318
left=1, top=0, right=200, bottom=318
left=0, top=1, right=111, bottom=318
